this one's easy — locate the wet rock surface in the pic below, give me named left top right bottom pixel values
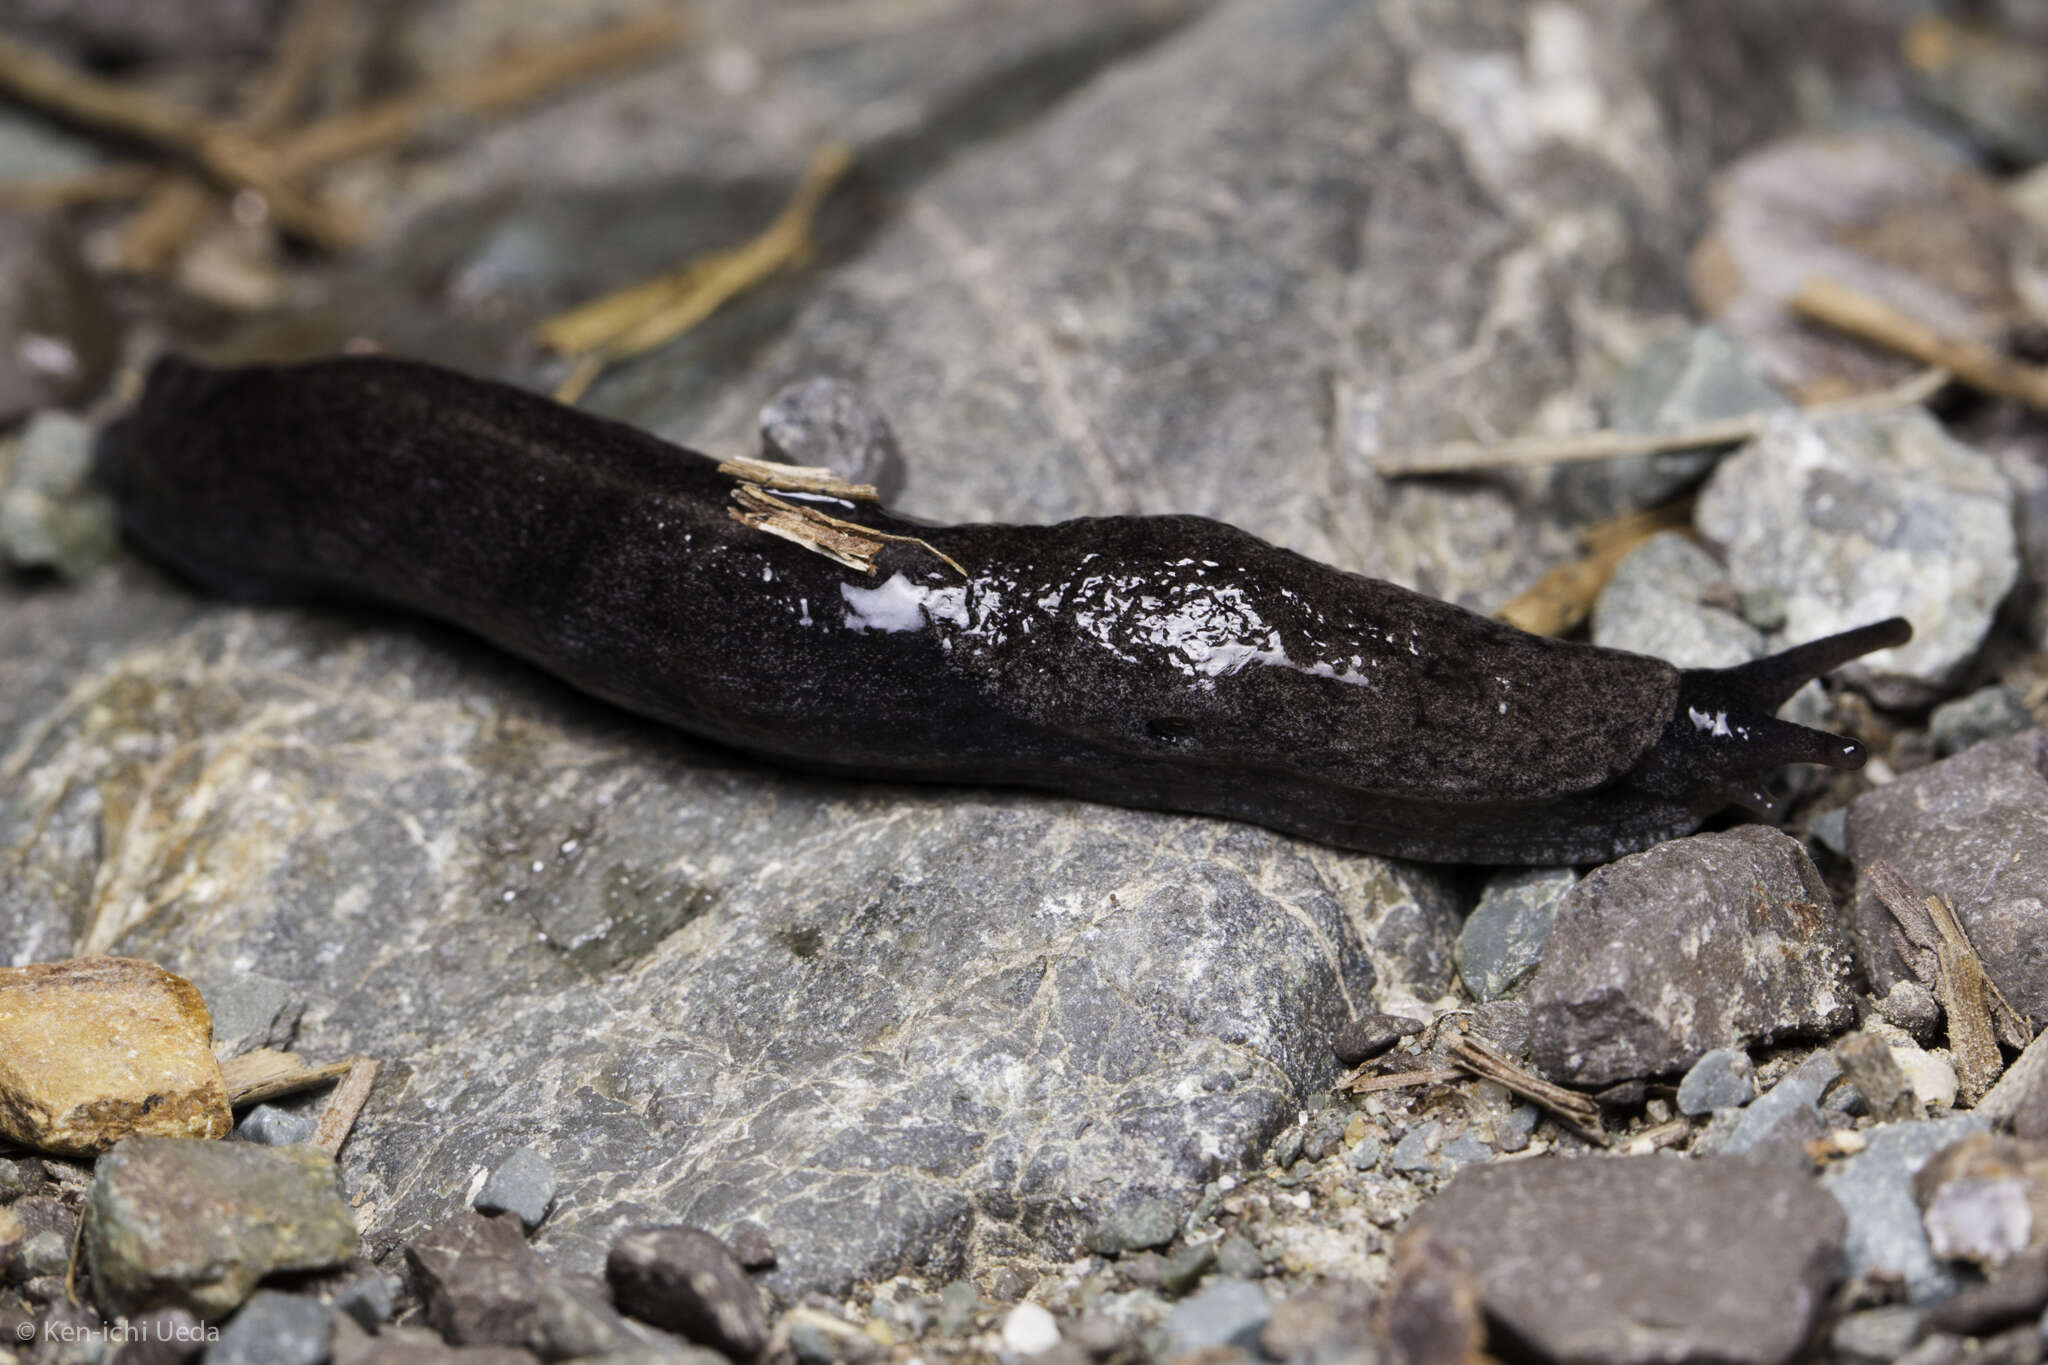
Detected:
left=1408, top=1155, right=1845, bottom=1365
left=1527, top=827, right=1857, bottom=1084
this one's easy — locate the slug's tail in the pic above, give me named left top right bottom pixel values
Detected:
left=1630, top=618, right=1910, bottom=807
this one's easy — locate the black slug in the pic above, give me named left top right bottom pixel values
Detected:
left=94, top=355, right=1910, bottom=865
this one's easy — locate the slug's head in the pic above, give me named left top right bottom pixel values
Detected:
left=1630, top=617, right=1911, bottom=817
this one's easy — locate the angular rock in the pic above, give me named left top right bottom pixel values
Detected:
left=1161, top=1278, right=1269, bottom=1357
left=1932, top=685, right=2034, bottom=758
left=1819, top=1115, right=1990, bottom=1304
left=1914, top=1131, right=2048, bottom=1268
left=1677, top=1048, right=1755, bottom=1116
left=474, top=1148, right=555, bottom=1233
left=1454, top=867, right=1572, bottom=1002
left=1553, top=326, right=1789, bottom=522
left=1707, top=1052, right=1841, bottom=1162
left=0, top=957, right=231, bottom=1157
left=529, top=1273, right=653, bottom=1360
left=1528, top=828, right=1857, bottom=1084
left=605, top=1226, right=765, bottom=1358
left=195, top=972, right=305, bottom=1060
left=1410, top=1155, right=1844, bottom=1365
left=1696, top=410, right=2017, bottom=706
left=1982, top=1031, right=2048, bottom=1141
left=234, top=1104, right=317, bottom=1147
left=1084, top=1198, right=1180, bottom=1255
left=1330, top=1013, right=1422, bottom=1067
left=1258, top=1277, right=1373, bottom=1363
left=209, top=1290, right=333, bottom=1365
left=85, top=1136, right=356, bottom=1321
left=1831, top=1305, right=1925, bottom=1365
left=332, top=1271, right=401, bottom=1332
left=406, top=1213, right=549, bottom=1347
left=1922, top=1245, right=2048, bottom=1339
left=111, top=1305, right=210, bottom=1364
left=1834, top=1032, right=1915, bottom=1123
left=1847, top=730, right=2048, bottom=1021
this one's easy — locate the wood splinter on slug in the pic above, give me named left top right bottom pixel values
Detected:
left=727, top=482, right=965, bottom=577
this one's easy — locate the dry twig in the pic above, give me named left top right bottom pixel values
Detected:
left=1371, top=366, right=1948, bottom=478
left=1449, top=1035, right=1606, bottom=1145
left=1336, top=1066, right=1467, bottom=1096
left=312, top=1056, right=379, bottom=1155
left=1494, top=499, right=1692, bottom=637
left=0, top=29, right=359, bottom=248
left=539, top=143, right=854, bottom=403
left=728, top=482, right=963, bottom=576
left=1868, top=860, right=2030, bottom=1105
left=1793, top=276, right=2048, bottom=414
left=220, top=1048, right=357, bottom=1107
left=716, top=457, right=878, bottom=502
left=119, top=0, right=346, bottom=273
left=0, top=163, right=158, bottom=210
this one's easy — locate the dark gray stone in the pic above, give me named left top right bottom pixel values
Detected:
left=1677, top=1048, right=1755, bottom=1116
left=1931, top=685, right=2034, bottom=758
left=331, top=1272, right=400, bottom=1332
left=727, top=1224, right=774, bottom=1271
left=758, top=378, right=906, bottom=504
left=1160, top=1278, right=1269, bottom=1358
left=112, top=1305, right=209, bottom=1365
left=206, top=1290, right=332, bottom=1365
left=1390, top=1123, right=1441, bottom=1177
left=1330, top=1014, right=1421, bottom=1067
left=1818, top=1115, right=1990, bottom=1304
left=1083, top=1199, right=1179, bottom=1255
left=1706, top=1052, right=1841, bottom=1161
left=234, top=1105, right=316, bottom=1147
left=1528, top=828, right=1857, bottom=1084
left=1834, top=1032, right=1915, bottom=1124
left=474, top=1149, right=555, bottom=1233
left=83, top=1137, right=357, bottom=1321
left=529, top=1274, right=650, bottom=1361
left=605, top=1226, right=765, bottom=1359
left=195, top=973, right=304, bottom=1059
left=1411, top=1155, right=1845, bottom=1365
left=1696, top=411, right=2018, bottom=707
left=1454, top=867, right=1573, bottom=1002
left=1847, top=731, right=2048, bottom=1022
left=1982, top=1031, right=2048, bottom=1141
left=406, top=1213, right=550, bottom=1347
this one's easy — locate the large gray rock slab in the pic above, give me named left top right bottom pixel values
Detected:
left=0, top=0, right=1921, bottom=1298
left=1409, top=1155, right=1845, bottom=1365
left=1847, top=729, right=2048, bottom=1022
left=1528, top=827, right=1858, bottom=1085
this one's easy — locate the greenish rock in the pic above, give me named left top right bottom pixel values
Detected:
left=83, top=1136, right=357, bottom=1321
left=1456, top=867, right=1575, bottom=1002
left=0, top=410, right=117, bottom=580
left=1085, top=1197, right=1181, bottom=1255
left=1930, top=685, right=2032, bottom=757
left=1159, top=1241, right=1217, bottom=1296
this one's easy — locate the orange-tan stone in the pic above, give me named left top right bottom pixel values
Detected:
left=0, top=956, right=231, bottom=1156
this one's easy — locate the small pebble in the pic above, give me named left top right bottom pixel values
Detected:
left=234, top=1104, right=316, bottom=1146
left=1391, top=1122, right=1440, bottom=1174
left=1082, top=1197, right=1179, bottom=1254
left=934, top=1280, right=981, bottom=1337
left=208, top=1289, right=333, bottom=1365
left=11, top=1229, right=66, bottom=1281
left=1894, top=1047, right=1959, bottom=1111
left=1161, top=1278, right=1271, bottom=1357
left=1345, top=1136, right=1383, bottom=1171
left=1213, top=1234, right=1263, bottom=1281
left=1677, top=1048, right=1755, bottom=1116
left=474, top=1145, right=556, bottom=1231
left=1929, top=685, right=2032, bottom=757
left=1001, top=1302, right=1062, bottom=1356
left=730, top=1221, right=776, bottom=1269
left=1159, top=1241, right=1216, bottom=1296
left=606, top=1224, right=766, bottom=1358
left=331, top=1271, right=400, bottom=1330
left=1331, top=1013, right=1423, bottom=1066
